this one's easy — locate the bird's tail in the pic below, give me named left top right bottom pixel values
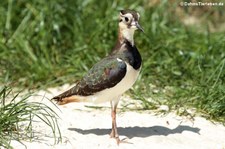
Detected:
left=52, top=86, right=82, bottom=105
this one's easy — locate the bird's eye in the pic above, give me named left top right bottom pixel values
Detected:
left=125, top=17, right=129, bottom=22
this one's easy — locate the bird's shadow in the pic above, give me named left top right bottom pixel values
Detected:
left=68, top=125, right=200, bottom=139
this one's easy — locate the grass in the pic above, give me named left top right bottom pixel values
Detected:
left=0, top=86, right=61, bottom=148
left=0, top=0, right=224, bottom=134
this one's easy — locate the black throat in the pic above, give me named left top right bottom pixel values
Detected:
left=122, top=40, right=142, bottom=70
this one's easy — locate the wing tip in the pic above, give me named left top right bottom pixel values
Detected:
left=52, top=95, right=81, bottom=105
left=51, top=96, right=63, bottom=105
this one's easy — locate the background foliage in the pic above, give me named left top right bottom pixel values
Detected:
left=0, top=0, right=224, bottom=122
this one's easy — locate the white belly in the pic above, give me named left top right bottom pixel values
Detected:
left=85, top=62, right=141, bottom=103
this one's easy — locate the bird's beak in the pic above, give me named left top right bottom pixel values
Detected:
left=135, top=22, right=144, bottom=32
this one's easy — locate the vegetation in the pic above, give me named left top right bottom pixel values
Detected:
left=0, top=86, right=61, bottom=148
left=0, top=2, right=224, bottom=147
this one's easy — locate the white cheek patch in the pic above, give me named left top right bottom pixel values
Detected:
left=131, top=21, right=136, bottom=26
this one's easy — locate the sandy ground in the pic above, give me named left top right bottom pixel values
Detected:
left=10, top=85, right=225, bottom=149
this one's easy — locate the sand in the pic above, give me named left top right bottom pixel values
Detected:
left=10, top=84, right=225, bottom=149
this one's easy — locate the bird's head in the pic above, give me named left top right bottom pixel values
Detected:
left=118, top=10, right=144, bottom=45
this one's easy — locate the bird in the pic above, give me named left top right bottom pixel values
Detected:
left=52, top=9, right=143, bottom=144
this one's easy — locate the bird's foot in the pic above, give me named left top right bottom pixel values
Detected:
left=110, top=132, right=131, bottom=145
left=115, top=137, right=131, bottom=145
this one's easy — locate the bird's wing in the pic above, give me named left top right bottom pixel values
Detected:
left=53, top=56, right=127, bottom=99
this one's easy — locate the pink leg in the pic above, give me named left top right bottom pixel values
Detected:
left=110, top=100, right=120, bottom=144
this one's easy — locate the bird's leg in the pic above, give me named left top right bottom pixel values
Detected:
left=110, top=100, right=120, bottom=144
left=110, top=101, right=117, bottom=138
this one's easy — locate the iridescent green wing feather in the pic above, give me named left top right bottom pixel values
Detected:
left=75, top=56, right=127, bottom=95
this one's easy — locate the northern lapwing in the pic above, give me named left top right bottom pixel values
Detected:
left=53, top=10, right=143, bottom=144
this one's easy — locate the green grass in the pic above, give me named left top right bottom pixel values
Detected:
left=0, top=0, right=224, bottom=126
left=0, top=86, right=61, bottom=148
